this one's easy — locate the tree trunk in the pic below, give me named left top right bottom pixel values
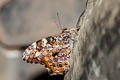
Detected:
left=64, top=0, right=120, bottom=80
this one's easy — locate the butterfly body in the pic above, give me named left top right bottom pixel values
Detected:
left=22, top=28, right=78, bottom=75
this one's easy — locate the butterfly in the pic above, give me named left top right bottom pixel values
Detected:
left=22, top=27, right=78, bottom=75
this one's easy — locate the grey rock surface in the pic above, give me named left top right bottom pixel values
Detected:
left=0, top=0, right=86, bottom=46
left=65, top=0, right=120, bottom=80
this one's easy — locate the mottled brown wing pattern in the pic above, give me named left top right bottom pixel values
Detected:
left=22, top=28, right=77, bottom=75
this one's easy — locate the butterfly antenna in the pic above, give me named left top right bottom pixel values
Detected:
left=57, top=12, right=62, bottom=30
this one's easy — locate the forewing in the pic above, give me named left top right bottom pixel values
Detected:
left=22, top=41, right=42, bottom=64
left=22, top=29, right=74, bottom=75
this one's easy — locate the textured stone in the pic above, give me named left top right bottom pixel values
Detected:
left=65, top=0, right=120, bottom=80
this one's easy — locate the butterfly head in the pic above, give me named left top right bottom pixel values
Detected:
left=62, top=28, right=79, bottom=38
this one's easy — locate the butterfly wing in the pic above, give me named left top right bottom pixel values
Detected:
left=22, top=29, right=74, bottom=75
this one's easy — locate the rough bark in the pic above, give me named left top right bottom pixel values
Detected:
left=65, top=0, right=120, bottom=80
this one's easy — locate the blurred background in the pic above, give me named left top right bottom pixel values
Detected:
left=0, top=0, right=86, bottom=80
